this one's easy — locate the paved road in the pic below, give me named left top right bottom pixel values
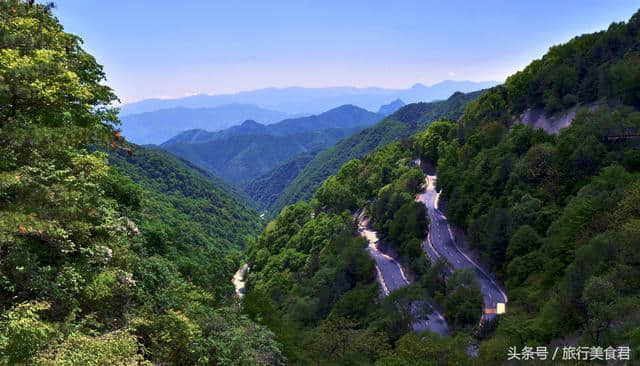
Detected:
left=416, top=171, right=508, bottom=317
left=358, top=213, right=449, bottom=336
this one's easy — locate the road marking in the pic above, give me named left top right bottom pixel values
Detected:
left=374, top=263, right=390, bottom=296
left=445, top=219, right=508, bottom=304
left=420, top=164, right=509, bottom=318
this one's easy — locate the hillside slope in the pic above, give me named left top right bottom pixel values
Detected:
left=163, top=127, right=361, bottom=184
left=378, top=98, right=406, bottom=116
left=120, top=104, right=291, bottom=144
left=107, top=146, right=262, bottom=249
left=244, top=152, right=317, bottom=209
left=160, top=105, right=384, bottom=184
left=0, top=4, right=282, bottom=364
left=245, top=9, right=640, bottom=365
left=162, top=104, right=381, bottom=145
left=269, top=90, right=484, bottom=215
left=416, top=10, right=640, bottom=363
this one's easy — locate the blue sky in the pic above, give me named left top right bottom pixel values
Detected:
left=53, top=1, right=639, bottom=103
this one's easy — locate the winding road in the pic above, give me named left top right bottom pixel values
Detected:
left=358, top=213, right=449, bottom=336
left=356, top=160, right=507, bottom=335
left=416, top=170, right=508, bottom=319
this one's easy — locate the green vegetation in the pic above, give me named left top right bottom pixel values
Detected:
left=160, top=105, right=382, bottom=185
left=435, top=105, right=640, bottom=361
left=244, top=136, right=483, bottom=364
left=0, top=2, right=282, bottom=364
left=248, top=9, right=640, bottom=365
left=3, top=1, right=640, bottom=364
left=106, top=146, right=263, bottom=302
left=163, top=127, right=362, bottom=184
left=244, top=152, right=317, bottom=210
left=408, top=9, right=640, bottom=363
left=271, top=90, right=484, bottom=216
left=503, top=12, right=640, bottom=115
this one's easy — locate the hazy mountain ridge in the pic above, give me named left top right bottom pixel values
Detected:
left=120, top=80, right=498, bottom=116
left=378, top=98, right=406, bottom=116
left=162, top=127, right=364, bottom=184
left=119, top=104, right=292, bottom=144
left=268, top=90, right=485, bottom=215
left=162, top=105, right=382, bottom=145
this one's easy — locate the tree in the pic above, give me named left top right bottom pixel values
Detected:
left=0, top=302, right=56, bottom=365
left=413, top=121, right=457, bottom=162
left=506, top=225, right=541, bottom=260
left=33, top=331, right=149, bottom=366
left=582, top=276, right=618, bottom=344
left=442, top=269, right=483, bottom=329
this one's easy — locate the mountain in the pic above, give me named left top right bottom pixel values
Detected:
left=162, top=127, right=362, bottom=184
left=377, top=98, right=405, bottom=116
left=162, top=104, right=382, bottom=145
left=243, top=152, right=317, bottom=210
left=159, top=105, right=383, bottom=184
left=268, top=90, right=484, bottom=215
left=245, top=9, right=640, bottom=364
left=119, top=80, right=499, bottom=116
left=0, top=4, right=282, bottom=365
left=119, top=104, right=291, bottom=144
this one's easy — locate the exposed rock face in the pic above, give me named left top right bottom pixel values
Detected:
left=515, top=102, right=602, bottom=135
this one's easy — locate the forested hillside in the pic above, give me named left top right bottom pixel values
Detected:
left=163, top=127, right=362, bottom=184
left=426, top=10, right=640, bottom=362
left=4, top=1, right=640, bottom=365
left=162, top=105, right=381, bottom=146
left=244, top=139, right=476, bottom=364
left=244, top=152, right=317, bottom=210
left=107, top=146, right=262, bottom=254
left=0, top=3, right=282, bottom=364
left=270, top=90, right=483, bottom=215
left=246, top=8, right=640, bottom=365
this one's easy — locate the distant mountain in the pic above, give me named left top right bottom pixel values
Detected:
left=162, top=128, right=361, bottom=184
left=243, top=152, right=317, bottom=210
left=162, top=105, right=382, bottom=145
left=268, top=90, right=486, bottom=215
left=378, top=99, right=405, bottom=116
left=119, top=104, right=291, bottom=144
left=120, top=80, right=498, bottom=116
left=162, top=121, right=268, bottom=146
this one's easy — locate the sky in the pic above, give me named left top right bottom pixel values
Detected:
left=52, top=1, right=639, bottom=104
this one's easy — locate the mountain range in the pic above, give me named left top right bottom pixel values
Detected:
left=264, top=90, right=484, bottom=214
left=119, top=104, right=292, bottom=145
left=161, top=104, right=382, bottom=145
left=120, top=80, right=498, bottom=116
left=160, top=105, right=383, bottom=184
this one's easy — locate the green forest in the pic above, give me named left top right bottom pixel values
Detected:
left=1, top=1, right=640, bottom=365
left=245, top=8, right=640, bottom=365
left=270, top=90, right=483, bottom=216
left=0, top=3, right=282, bottom=364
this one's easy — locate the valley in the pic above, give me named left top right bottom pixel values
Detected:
left=3, top=2, right=640, bottom=365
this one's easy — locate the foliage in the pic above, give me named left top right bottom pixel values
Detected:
left=0, top=2, right=280, bottom=365
left=244, top=152, right=316, bottom=209
left=271, top=90, right=484, bottom=216
left=163, top=126, right=363, bottom=184
left=252, top=9, right=640, bottom=364
left=245, top=138, right=441, bottom=363
left=429, top=10, right=640, bottom=362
